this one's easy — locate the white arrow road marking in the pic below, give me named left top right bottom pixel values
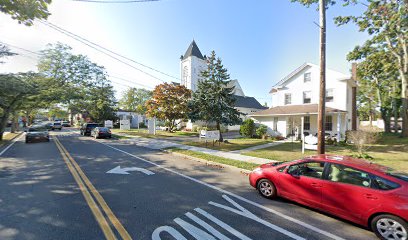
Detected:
left=106, top=166, right=154, bottom=175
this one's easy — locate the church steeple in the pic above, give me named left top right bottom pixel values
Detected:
left=182, top=40, right=204, bottom=60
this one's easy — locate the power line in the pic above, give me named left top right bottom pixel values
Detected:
left=0, top=41, right=42, bottom=56
left=43, top=21, right=179, bottom=81
left=1, top=41, right=157, bottom=90
left=109, top=75, right=154, bottom=89
left=39, top=20, right=180, bottom=83
left=71, top=0, right=161, bottom=3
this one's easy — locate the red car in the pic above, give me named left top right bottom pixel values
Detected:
left=249, top=155, right=408, bottom=240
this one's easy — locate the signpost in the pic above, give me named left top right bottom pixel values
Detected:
left=199, top=130, right=220, bottom=146
left=104, top=120, right=113, bottom=128
left=120, top=119, right=130, bottom=130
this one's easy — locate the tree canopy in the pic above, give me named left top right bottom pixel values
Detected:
left=0, top=0, right=52, bottom=26
left=145, top=83, right=191, bottom=132
left=119, top=87, right=152, bottom=114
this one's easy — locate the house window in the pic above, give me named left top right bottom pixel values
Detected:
left=273, top=117, right=278, bottom=131
left=303, top=91, right=311, bottom=104
left=304, top=116, right=310, bottom=130
left=304, top=73, right=311, bottom=82
left=325, top=115, right=333, bottom=131
left=326, top=89, right=334, bottom=102
left=284, top=93, right=291, bottom=105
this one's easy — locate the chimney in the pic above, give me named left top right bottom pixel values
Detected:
left=351, top=63, right=357, bottom=130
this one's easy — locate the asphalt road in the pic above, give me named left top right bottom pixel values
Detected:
left=0, top=128, right=377, bottom=240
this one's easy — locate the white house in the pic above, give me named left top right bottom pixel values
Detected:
left=181, top=40, right=266, bottom=130
left=250, top=63, right=357, bottom=141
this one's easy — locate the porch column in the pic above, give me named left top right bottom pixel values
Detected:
left=301, top=116, right=305, bottom=154
left=337, top=112, right=341, bottom=142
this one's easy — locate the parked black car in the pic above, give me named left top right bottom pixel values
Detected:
left=25, top=125, right=50, bottom=143
left=80, top=123, right=99, bottom=136
left=91, top=127, right=112, bottom=139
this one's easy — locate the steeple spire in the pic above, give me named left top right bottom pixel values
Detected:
left=182, top=40, right=204, bottom=60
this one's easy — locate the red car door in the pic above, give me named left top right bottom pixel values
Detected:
left=277, top=161, right=325, bottom=208
left=321, top=163, right=381, bottom=224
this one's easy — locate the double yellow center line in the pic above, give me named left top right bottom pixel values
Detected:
left=54, top=137, right=132, bottom=240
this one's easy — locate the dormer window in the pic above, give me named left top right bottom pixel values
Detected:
left=304, top=72, right=311, bottom=82
left=284, top=93, right=291, bottom=105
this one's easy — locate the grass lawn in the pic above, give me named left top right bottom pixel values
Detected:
left=167, top=148, right=259, bottom=171
left=0, top=132, right=21, bottom=146
left=182, top=138, right=274, bottom=151
left=243, top=133, right=408, bottom=173
left=111, top=129, right=198, bottom=138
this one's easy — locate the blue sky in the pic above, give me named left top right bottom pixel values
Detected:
left=0, top=0, right=369, bottom=105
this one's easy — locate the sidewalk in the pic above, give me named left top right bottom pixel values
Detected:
left=230, top=141, right=285, bottom=154
left=114, top=133, right=275, bottom=165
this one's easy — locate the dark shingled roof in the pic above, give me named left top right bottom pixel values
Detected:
left=250, top=104, right=346, bottom=116
left=182, top=40, right=205, bottom=60
left=233, top=95, right=267, bottom=109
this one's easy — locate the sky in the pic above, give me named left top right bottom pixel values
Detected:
left=0, top=0, right=370, bottom=106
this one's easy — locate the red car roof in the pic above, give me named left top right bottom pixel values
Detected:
left=305, top=154, right=391, bottom=174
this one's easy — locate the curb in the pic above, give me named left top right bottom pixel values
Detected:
left=0, top=131, right=23, bottom=147
left=162, top=149, right=253, bottom=175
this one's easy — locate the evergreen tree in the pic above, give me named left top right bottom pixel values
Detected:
left=188, top=51, right=241, bottom=141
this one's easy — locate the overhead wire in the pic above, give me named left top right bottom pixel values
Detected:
left=38, top=20, right=180, bottom=84
left=0, top=41, right=154, bottom=90
left=71, top=0, right=161, bottom=3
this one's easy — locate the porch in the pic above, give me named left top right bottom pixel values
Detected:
left=249, top=104, right=348, bottom=141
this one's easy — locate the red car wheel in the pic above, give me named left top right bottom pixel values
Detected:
left=257, top=179, right=277, bottom=199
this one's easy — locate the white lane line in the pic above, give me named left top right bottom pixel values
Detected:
left=0, top=133, right=24, bottom=157
left=96, top=140, right=346, bottom=240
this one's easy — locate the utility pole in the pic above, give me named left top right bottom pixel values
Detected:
left=317, top=0, right=326, bottom=154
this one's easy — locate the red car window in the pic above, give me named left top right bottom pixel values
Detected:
left=327, top=163, right=371, bottom=188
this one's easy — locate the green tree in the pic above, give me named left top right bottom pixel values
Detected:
left=350, top=47, right=399, bottom=132
left=0, top=44, right=16, bottom=63
left=119, top=87, right=152, bottom=114
left=0, top=0, right=52, bottom=26
left=38, top=43, right=117, bottom=123
left=145, top=83, right=191, bottom=132
left=0, top=73, right=39, bottom=140
left=188, top=51, right=242, bottom=141
left=47, top=106, right=68, bottom=120
left=336, top=0, right=408, bottom=136
left=240, top=119, right=255, bottom=138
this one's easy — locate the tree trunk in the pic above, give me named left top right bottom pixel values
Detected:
left=0, top=112, right=11, bottom=141
left=216, top=122, right=223, bottom=142
left=392, top=97, right=399, bottom=133
left=10, top=112, right=18, bottom=133
left=401, top=76, right=408, bottom=137
left=368, top=100, right=373, bottom=126
left=380, top=108, right=391, bottom=133
left=317, top=0, right=326, bottom=154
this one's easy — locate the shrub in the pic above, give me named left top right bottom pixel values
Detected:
left=347, top=126, right=381, bottom=158
left=256, top=125, right=268, bottom=139
left=240, top=119, right=255, bottom=137
left=192, top=125, right=198, bottom=132
left=139, top=122, right=147, bottom=128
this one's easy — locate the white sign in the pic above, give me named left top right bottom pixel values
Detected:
left=304, top=135, right=318, bottom=145
left=199, top=130, right=220, bottom=140
left=104, top=120, right=113, bottom=128
left=106, top=166, right=154, bottom=175
left=303, top=135, right=318, bottom=152
left=120, top=119, right=130, bottom=130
